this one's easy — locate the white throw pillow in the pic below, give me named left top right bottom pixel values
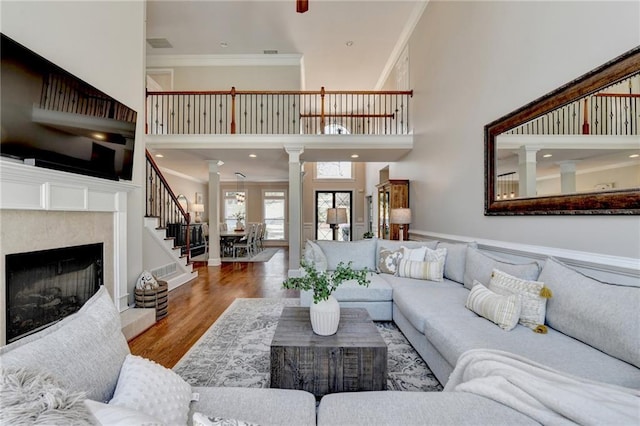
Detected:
left=424, top=247, right=447, bottom=281
left=378, top=248, right=403, bottom=275
left=465, top=281, right=521, bottom=331
left=489, top=268, right=550, bottom=332
left=396, top=259, right=442, bottom=281
left=401, top=245, right=427, bottom=261
left=109, top=355, right=192, bottom=426
left=193, top=412, right=259, bottom=426
left=85, top=400, right=165, bottom=425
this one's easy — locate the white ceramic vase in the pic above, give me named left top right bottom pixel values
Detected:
left=309, top=295, right=340, bottom=336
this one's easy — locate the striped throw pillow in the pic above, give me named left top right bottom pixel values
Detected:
left=396, top=259, right=442, bottom=281
left=466, top=281, right=521, bottom=331
left=489, top=268, right=550, bottom=332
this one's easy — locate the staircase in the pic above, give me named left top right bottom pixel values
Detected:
left=143, top=149, right=199, bottom=291
left=143, top=216, right=198, bottom=290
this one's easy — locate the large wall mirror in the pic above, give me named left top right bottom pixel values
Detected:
left=485, top=47, right=640, bottom=215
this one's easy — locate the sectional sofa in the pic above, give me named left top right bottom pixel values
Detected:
left=302, top=237, right=640, bottom=424
left=1, top=237, right=637, bottom=425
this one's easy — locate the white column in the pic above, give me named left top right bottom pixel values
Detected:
left=285, top=145, right=304, bottom=276
left=518, top=146, right=540, bottom=197
left=559, top=161, right=577, bottom=194
left=207, top=161, right=222, bottom=266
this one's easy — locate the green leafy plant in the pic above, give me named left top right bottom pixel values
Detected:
left=363, top=231, right=374, bottom=239
left=283, top=260, right=370, bottom=303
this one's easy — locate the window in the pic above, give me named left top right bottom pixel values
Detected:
left=263, top=190, right=286, bottom=241
left=316, top=162, right=352, bottom=179
left=324, top=123, right=350, bottom=135
left=224, top=190, right=246, bottom=229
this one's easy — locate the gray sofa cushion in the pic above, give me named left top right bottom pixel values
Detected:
left=539, top=257, right=640, bottom=369
left=300, top=272, right=392, bottom=305
left=190, top=386, right=316, bottom=426
left=316, top=238, right=377, bottom=271
left=386, top=276, right=474, bottom=333
left=0, top=287, right=130, bottom=402
left=317, top=391, right=539, bottom=426
left=463, top=247, right=540, bottom=290
left=424, top=314, right=640, bottom=389
left=436, top=241, right=478, bottom=284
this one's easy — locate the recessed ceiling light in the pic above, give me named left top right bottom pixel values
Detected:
left=543, top=154, right=553, bottom=158
left=350, top=154, right=359, bottom=158
left=155, top=153, right=164, bottom=158
left=630, top=154, right=640, bottom=158
left=249, top=154, right=257, bottom=158
left=345, top=41, right=354, bottom=47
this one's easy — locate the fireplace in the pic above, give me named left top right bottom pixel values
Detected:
left=5, top=243, right=103, bottom=343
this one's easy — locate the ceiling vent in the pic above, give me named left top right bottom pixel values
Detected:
left=263, top=49, right=278, bottom=55
left=147, top=38, right=173, bottom=48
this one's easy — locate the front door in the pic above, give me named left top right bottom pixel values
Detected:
left=316, top=191, right=352, bottom=241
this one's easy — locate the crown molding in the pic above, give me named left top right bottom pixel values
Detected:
left=146, top=53, right=303, bottom=68
left=375, top=0, right=429, bottom=90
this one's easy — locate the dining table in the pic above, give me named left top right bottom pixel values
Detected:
left=219, top=230, right=246, bottom=257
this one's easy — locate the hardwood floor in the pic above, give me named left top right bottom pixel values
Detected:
left=128, top=247, right=297, bottom=368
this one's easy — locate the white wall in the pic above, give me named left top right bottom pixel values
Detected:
left=392, top=1, right=639, bottom=258
left=1, top=1, right=147, bottom=304
left=155, top=65, right=301, bottom=91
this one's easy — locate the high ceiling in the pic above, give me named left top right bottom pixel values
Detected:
left=145, top=0, right=425, bottom=182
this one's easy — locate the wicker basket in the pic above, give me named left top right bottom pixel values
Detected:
left=134, top=281, right=168, bottom=320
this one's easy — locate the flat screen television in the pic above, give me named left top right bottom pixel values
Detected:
left=1, top=33, right=137, bottom=181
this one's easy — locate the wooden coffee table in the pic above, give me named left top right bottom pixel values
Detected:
left=270, top=306, right=387, bottom=398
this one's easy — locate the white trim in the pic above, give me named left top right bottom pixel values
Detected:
left=410, top=229, right=640, bottom=285
left=146, top=53, right=303, bottom=68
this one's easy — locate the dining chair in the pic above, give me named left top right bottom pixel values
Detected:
left=233, top=224, right=256, bottom=258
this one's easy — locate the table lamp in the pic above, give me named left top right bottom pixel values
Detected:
left=326, top=207, right=348, bottom=240
left=390, top=208, right=411, bottom=241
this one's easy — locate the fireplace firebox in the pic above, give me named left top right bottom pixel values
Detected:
left=5, top=243, right=103, bottom=343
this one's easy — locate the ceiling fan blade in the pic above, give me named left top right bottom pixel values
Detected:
left=296, top=0, right=308, bottom=13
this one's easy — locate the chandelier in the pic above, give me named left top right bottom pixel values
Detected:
left=235, top=172, right=246, bottom=204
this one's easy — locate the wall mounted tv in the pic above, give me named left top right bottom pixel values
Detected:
left=1, top=33, right=137, bottom=181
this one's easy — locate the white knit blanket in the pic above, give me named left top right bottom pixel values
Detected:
left=444, top=349, right=640, bottom=426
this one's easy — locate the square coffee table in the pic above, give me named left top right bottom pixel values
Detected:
left=270, top=306, right=387, bottom=398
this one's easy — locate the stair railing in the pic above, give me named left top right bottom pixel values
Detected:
left=145, top=149, right=192, bottom=263
left=146, top=87, right=413, bottom=135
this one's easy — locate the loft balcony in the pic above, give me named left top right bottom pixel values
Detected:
left=145, top=87, right=413, bottom=136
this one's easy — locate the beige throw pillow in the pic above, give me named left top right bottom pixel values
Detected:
left=378, top=248, right=403, bottom=275
left=489, top=268, right=551, bottom=333
left=396, top=259, right=442, bottom=281
left=466, top=281, right=521, bottom=331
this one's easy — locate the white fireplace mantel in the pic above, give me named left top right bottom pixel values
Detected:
left=0, top=158, right=139, bottom=311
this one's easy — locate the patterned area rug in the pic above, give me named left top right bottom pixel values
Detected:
left=220, top=248, right=279, bottom=263
left=174, top=298, right=443, bottom=392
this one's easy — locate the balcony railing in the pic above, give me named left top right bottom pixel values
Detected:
left=146, top=87, right=413, bottom=135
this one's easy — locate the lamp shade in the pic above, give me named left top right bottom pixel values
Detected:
left=390, top=208, right=411, bottom=224
left=191, top=203, right=205, bottom=213
left=326, top=207, right=348, bottom=225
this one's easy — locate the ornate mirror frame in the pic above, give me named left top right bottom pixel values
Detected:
left=485, top=47, right=640, bottom=215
